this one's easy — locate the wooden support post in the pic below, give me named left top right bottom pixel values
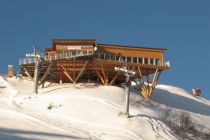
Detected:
left=106, top=72, right=109, bottom=85
left=42, top=82, right=45, bottom=88
left=149, top=71, right=161, bottom=97
left=60, top=65, right=74, bottom=83
left=138, top=66, right=148, bottom=98
left=148, top=68, right=159, bottom=96
left=151, top=68, right=159, bottom=86
left=137, top=66, right=144, bottom=84
left=109, top=71, right=121, bottom=85
left=95, top=70, right=105, bottom=85
left=137, top=66, right=162, bottom=98
left=59, top=70, right=63, bottom=84
left=137, top=66, right=142, bottom=78
left=75, top=61, right=88, bottom=83
left=23, top=68, right=33, bottom=80
left=101, top=65, right=108, bottom=85
left=147, top=74, right=150, bottom=90
left=39, top=64, right=52, bottom=85
left=141, top=84, right=149, bottom=98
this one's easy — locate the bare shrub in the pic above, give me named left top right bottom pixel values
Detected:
left=47, top=103, right=54, bottom=110
left=47, top=102, right=62, bottom=110
left=171, top=112, right=190, bottom=133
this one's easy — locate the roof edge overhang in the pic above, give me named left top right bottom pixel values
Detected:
left=52, top=39, right=96, bottom=44
left=51, top=39, right=167, bottom=52
left=97, top=43, right=167, bottom=52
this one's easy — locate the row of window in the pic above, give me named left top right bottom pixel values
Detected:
left=95, top=53, right=160, bottom=65
left=56, top=50, right=93, bottom=58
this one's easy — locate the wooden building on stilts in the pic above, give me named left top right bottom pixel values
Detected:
left=19, top=39, right=170, bottom=98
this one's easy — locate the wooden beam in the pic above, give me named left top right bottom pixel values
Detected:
left=23, top=68, right=33, bottom=80
left=146, top=68, right=161, bottom=97
left=150, top=69, right=159, bottom=91
left=109, top=71, right=121, bottom=85
left=140, top=84, right=149, bottom=98
left=59, top=70, right=63, bottom=84
left=95, top=70, right=105, bottom=85
left=147, top=74, right=150, bottom=90
left=39, top=64, right=52, bottom=85
left=137, top=66, right=143, bottom=78
left=137, top=66, right=145, bottom=85
left=75, top=61, right=88, bottom=83
left=137, top=67, right=161, bottom=98
left=149, top=71, right=162, bottom=97
left=151, top=68, right=159, bottom=86
left=101, top=64, right=108, bottom=85
left=60, top=65, right=74, bottom=83
left=138, top=66, right=149, bottom=98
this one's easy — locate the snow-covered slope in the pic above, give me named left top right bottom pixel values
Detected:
left=0, top=76, right=210, bottom=140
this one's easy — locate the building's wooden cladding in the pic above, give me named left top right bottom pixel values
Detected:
left=52, top=39, right=96, bottom=51
left=96, top=44, right=166, bottom=65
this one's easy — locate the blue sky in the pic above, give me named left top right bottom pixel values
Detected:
left=0, top=0, right=209, bottom=98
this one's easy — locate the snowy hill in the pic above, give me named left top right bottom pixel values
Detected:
left=0, top=76, right=210, bottom=140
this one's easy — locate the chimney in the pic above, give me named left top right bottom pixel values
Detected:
left=7, top=65, right=14, bottom=77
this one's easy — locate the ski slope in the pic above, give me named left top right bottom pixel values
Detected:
left=0, top=76, right=210, bottom=139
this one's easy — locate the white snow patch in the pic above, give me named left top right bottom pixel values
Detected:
left=1, top=76, right=210, bottom=139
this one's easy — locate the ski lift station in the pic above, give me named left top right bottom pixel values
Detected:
left=19, top=39, right=170, bottom=98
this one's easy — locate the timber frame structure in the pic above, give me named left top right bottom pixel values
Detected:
left=19, top=39, right=170, bottom=98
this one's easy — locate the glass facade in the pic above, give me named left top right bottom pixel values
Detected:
left=95, top=53, right=161, bottom=65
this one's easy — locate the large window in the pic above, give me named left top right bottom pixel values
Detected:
left=94, top=53, right=98, bottom=59
left=133, top=57, right=138, bottom=63
left=116, top=56, right=120, bottom=61
left=139, top=57, right=143, bottom=64
left=99, top=54, right=104, bottom=60
left=121, top=56, right=126, bottom=62
left=83, top=50, right=87, bottom=55
left=105, top=54, right=110, bottom=60
left=71, top=50, right=76, bottom=56
left=88, top=50, right=93, bottom=54
left=144, top=58, right=149, bottom=64
left=127, top=57, right=132, bottom=62
left=56, top=52, right=63, bottom=59
left=110, top=55, right=115, bottom=61
left=150, top=58, right=154, bottom=65
left=156, top=59, right=160, bottom=65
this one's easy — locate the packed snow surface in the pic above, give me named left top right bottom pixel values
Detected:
left=0, top=76, right=210, bottom=140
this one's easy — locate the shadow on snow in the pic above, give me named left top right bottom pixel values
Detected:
left=151, top=88, right=210, bottom=116
left=0, top=127, right=86, bottom=140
